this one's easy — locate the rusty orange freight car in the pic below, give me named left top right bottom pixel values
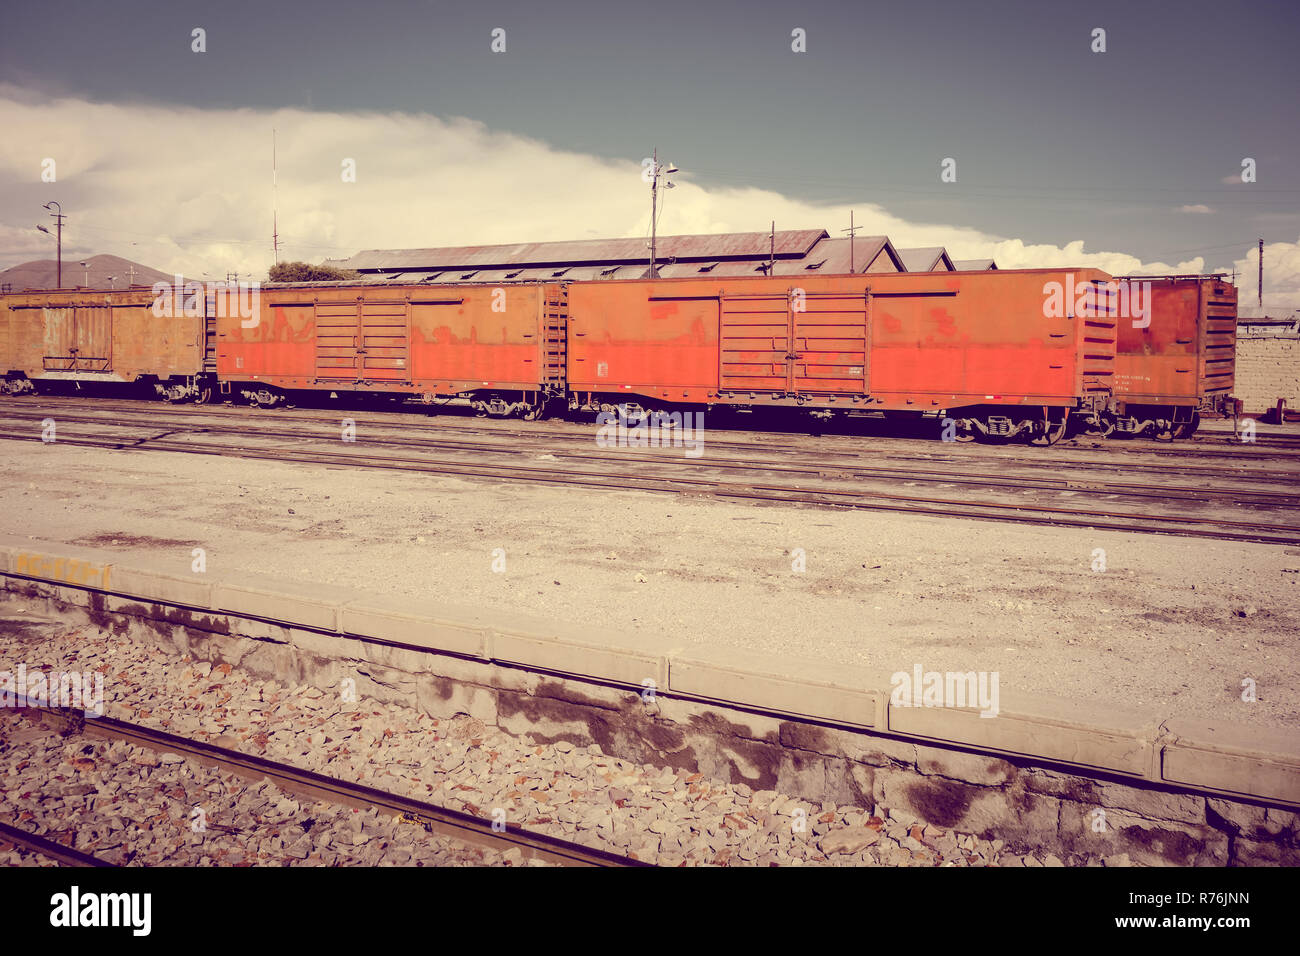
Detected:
left=1108, top=275, right=1237, bottom=438
left=565, top=268, right=1118, bottom=444
left=0, top=287, right=205, bottom=398
left=211, top=280, right=563, bottom=416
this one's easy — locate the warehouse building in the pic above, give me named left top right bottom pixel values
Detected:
left=329, top=229, right=910, bottom=283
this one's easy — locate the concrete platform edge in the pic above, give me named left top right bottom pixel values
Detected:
left=1, top=535, right=1296, bottom=809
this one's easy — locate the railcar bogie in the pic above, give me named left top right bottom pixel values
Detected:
left=1096, top=403, right=1201, bottom=441
left=470, top=390, right=548, bottom=419
left=941, top=404, right=1072, bottom=445
left=2, top=375, right=35, bottom=396
left=154, top=374, right=214, bottom=404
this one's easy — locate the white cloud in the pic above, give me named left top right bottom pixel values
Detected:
left=1178, top=204, right=1214, bottom=214
left=1228, top=239, right=1300, bottom=317
left=0, top=87, right=1296, bottom=314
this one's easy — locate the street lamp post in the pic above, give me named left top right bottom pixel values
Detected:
left=41, top=201, right=64, bottom=289
left=647, top=149, right=678, bottom=279
left=79, top=261, right=89, bottom=287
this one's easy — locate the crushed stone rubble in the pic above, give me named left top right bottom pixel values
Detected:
left=0, top=711, right=542, bottom=867
left=0, top=621, right=1129, bottom=867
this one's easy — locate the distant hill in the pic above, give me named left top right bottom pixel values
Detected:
left=0, top=254, right=188, bottom=292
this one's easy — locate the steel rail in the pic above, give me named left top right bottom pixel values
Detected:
left=6, top=397, right=1300, bottom=489
left=0, top=819, right=116, bottom=867
left=8, top=394, right=1300, bottom=460
left=10, top=707, right=645, bottom=868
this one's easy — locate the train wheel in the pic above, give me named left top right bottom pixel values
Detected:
left=1172, top=411, right=1200, bottom=440
left=1152, top=411, right=1181, bottom=442
left=940, top=417, right=977, bottom=442
left=1079, top=414, right=1115, bottom=438
left=1028, top=409, right=1069, bottom=447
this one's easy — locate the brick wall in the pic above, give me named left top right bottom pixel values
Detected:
left=1234, top=329, right=1300, bottom=412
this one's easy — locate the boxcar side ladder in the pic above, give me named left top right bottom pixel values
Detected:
left=543, top=284, right=569, bottom=398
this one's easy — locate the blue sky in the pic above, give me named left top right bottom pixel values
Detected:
left=2, top=0, right=1298, bottom=307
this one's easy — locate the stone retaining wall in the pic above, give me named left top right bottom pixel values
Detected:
left=2, top=537, right=1297, bottom=865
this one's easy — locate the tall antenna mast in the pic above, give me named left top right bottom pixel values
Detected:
left=841, top=210, right=861, bottom=273
left=1258, top=237, right=1263, bottom=311
left=272, top=128, right=280, bottom=265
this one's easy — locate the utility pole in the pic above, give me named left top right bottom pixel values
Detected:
left=650, top=147, right=658, bottom=280
left=770, top=221, right=775, bottom=274
left=1258, top=238, right=1264, bottom=311
left=842, top=210, right=861, bottom=273
left=647, top=148, right=677, bottom=279
left=41, top=201, right=64, bottom=289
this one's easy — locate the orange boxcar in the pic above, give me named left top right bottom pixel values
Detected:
left=565, top=268, right=1117, bottom=443
left=213, top=280, right=565, bottom=416
left=1110, top=275, right=1237, bottom=437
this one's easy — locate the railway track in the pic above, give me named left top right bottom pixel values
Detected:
left=4, top=397, right=1300, bottom=546
left=8, top=394, right=1300, bottom=468
left=4, top=398, right=1300, bottom=484
left=1, top=706, right=645, bottom=868
left=0, top=819, right=116, bottom=867
left=3, top=406, right=1299, bottom=509
left=3, top=417, right=1300, bottom=546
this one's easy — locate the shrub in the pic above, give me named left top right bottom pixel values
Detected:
left=268, top=261, right=362, bottom=282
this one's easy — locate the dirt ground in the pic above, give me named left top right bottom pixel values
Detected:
left=1, top=438, right=1297, bottom=731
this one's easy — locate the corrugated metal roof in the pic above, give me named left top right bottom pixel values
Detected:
left=338, top=230, right=828, bottom=272
left=781, top=236, right=899, bottom=274
left=897, top=247, right=955, bottom=272
left=952, top=258, right=997, bottom=270
left=658, top=260, right=722, bottom=277
left=650, top=236, right=902, bottom=278
left=657, top=259, right=759, bottom=278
